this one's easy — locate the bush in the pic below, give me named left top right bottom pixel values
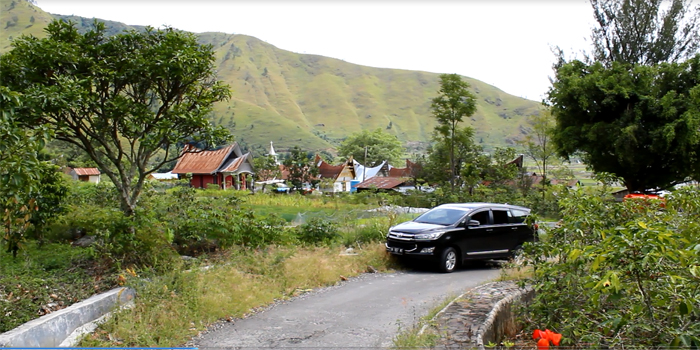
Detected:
left=521, top=187, right=700, bottom=348
left=295, top=218, right=339, bottom=245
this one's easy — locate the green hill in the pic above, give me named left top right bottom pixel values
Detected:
left=1, top=0, right=542, bottom=156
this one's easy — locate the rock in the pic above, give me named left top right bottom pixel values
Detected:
left=72, top=235, right=96, bottom=247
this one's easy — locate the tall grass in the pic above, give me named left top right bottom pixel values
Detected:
left=79, top=243, right=398, bottom=347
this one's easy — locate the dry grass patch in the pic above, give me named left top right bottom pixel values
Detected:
left=80, top=243, right=396, bottom=347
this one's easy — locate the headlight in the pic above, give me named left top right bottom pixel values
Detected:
left=414, top=231, right=445, bottom=240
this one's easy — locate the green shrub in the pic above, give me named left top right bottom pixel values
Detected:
left=521, top=187, right=700, bottom=348
left=295, top=217, right=339, bottom=245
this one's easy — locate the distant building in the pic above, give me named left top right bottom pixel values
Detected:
left=69, top=168, right=101, bottom=183
left=170, top=142, right=255, bottom=190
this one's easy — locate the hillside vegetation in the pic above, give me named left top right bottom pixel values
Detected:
left=1, top=0, right=542, bottom=155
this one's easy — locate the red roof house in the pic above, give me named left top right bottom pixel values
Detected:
left=70, top=168, right=101, bottom=183
left=171, top=142, right=255, bottom=190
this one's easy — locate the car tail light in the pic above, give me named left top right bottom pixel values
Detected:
left=534, top=223, right=539, bottom=230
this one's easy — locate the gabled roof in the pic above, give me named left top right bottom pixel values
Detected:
left=388, top=159, right=420, bottom=177
left=72, top=168, right=100, bottom=176
left=220, top=152, right=251, bottom=172
left=355, top=176, right=409, bottom=189
left=316, top=156, right=345, bottom=179
left=171, top=144, right=236, bottom=174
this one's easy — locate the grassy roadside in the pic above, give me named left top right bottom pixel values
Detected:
left=78, top=243, right=399, bottom=347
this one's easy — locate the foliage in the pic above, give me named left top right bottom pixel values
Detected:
left=521, top=188, right=700, bottom=348
left=0, top=87, right=51, bottom=257
left=547, top=55, right=700, bottom=192
left=588, top=0, right=700, bottom=65
left=252, top=155, right=281, bottom=192
left=518, top=108, right=558, bottom=194
left=0, top=20, right=231, bottom=216
left=337, top=128, right=404, bottom=167
left=26, top=163, right=69, bottom=243
left=430, top=74, right=477, bottom=190
left=295, top=217, right=339, bottom=245
left=422, top=126, right=483, bottom=190
left=283, top=146, right=319, bottom=191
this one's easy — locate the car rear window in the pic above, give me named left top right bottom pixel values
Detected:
left=509, top=209, right=529, bottom=223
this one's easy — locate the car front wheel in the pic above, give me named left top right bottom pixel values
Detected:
left=439, top=247, right=458, bottom=273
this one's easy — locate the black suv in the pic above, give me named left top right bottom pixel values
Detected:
left=385, top=203, right=537, bottom=273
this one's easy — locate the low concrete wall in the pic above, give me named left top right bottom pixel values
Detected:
left=476, top=286, right=534, bottom=350
left=0, top=287, right=135, bottom=347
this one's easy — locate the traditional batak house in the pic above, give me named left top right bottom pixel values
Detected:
left=171, top=142, right=254, bottom=190
left=69, top=168, right=101, bottom=183
left=315, top=155, right=357, bottom=193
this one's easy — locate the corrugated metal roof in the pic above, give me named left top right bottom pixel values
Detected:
left=220, top=153, right=250, bottom=172
left=355, top=176, right=408, bottom=189
left=72, top=168, right=100, bottom=176
left=171, top=144, right=235, bottom=174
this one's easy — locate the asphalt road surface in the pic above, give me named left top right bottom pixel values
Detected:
left=191, top=264, right=501, bottom=349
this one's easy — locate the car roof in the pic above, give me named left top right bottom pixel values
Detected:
left=436, top=202, right=531, bottom=211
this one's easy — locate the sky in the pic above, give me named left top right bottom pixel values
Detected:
left=35, top=0, right=601, bottom=102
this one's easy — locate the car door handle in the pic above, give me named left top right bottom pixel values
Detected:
left=486, top=229, right=493, bottom=232
left=511, top=227, right=518, bottom=230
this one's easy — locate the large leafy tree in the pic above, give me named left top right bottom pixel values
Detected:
left=0, top=20, right=231, bottom=216
left=589, top=0, right=700, bottom=65
left=548, top=56, right=700, bottom=192
left=337, top=128, right=403, bottom=167
left=430, top=74, right=477, bottom=190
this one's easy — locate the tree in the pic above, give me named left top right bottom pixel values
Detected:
left=589, top=0, right=700, bottom=65
left=548, top=56, right=700, bottom=193
left=423, top=126, right=482, bottom=190
left=337, top=128, right=404, bottom=167
left=0, top=20, right=231, bottom=217
left=0, top=87, right=50, bottom=257
left=252, top=155, right=281, bottom=192
left=519, top=108, right=559, bottom=197
left=430, top=74, right=477, bottom=190
left=283, top=146, right=319, bottom=192
left=482, top=147, right=521, bottom=188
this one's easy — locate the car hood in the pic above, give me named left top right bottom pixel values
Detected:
left=391, top=221, right=448, bottom=234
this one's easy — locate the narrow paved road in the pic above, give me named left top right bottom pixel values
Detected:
left=191, top=265, right=500, bottom=348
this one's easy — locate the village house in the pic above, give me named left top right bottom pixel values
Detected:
left=69, top=167, right=101, bottom=183
left=170, top=142, right=255, bottom=190
left=315, top=155, right=356, bottom=193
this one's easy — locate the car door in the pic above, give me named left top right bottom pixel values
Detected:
left=490, top=208, right=519, bottom=251
left=458, top=209, right=493, bottom=257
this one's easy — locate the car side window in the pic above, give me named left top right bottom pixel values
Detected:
left=509, top=209, right=528, bottom=223
left=470, top=210, right=490, bottom=225
left=492, top=210, right=509, bottom=225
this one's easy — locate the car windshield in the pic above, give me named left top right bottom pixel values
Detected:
left=414, top=208, right=468, bottom=226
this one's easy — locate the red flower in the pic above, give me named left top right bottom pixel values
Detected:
left=533, top=328, right=562, bottom=348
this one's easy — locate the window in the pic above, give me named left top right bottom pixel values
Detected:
left=492, top=210, right=509, bottom=225
left=470, top=210, right=490, bottom=225
left=509, top=209, right=529, bottom=223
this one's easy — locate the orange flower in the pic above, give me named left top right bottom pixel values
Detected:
left=533, top=328, right=563, bottom=348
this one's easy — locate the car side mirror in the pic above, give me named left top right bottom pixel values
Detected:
left=467, top=220, right=480, bottom=227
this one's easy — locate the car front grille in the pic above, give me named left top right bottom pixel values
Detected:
left=386, top=240, right=417, bottom=250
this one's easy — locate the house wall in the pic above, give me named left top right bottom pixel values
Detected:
left=88, top=175, right=100, bottom=184
left=191, top=174, right=216, bottom=189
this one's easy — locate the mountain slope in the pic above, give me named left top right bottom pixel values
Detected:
left=0, top=0, right=542, bottom=156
